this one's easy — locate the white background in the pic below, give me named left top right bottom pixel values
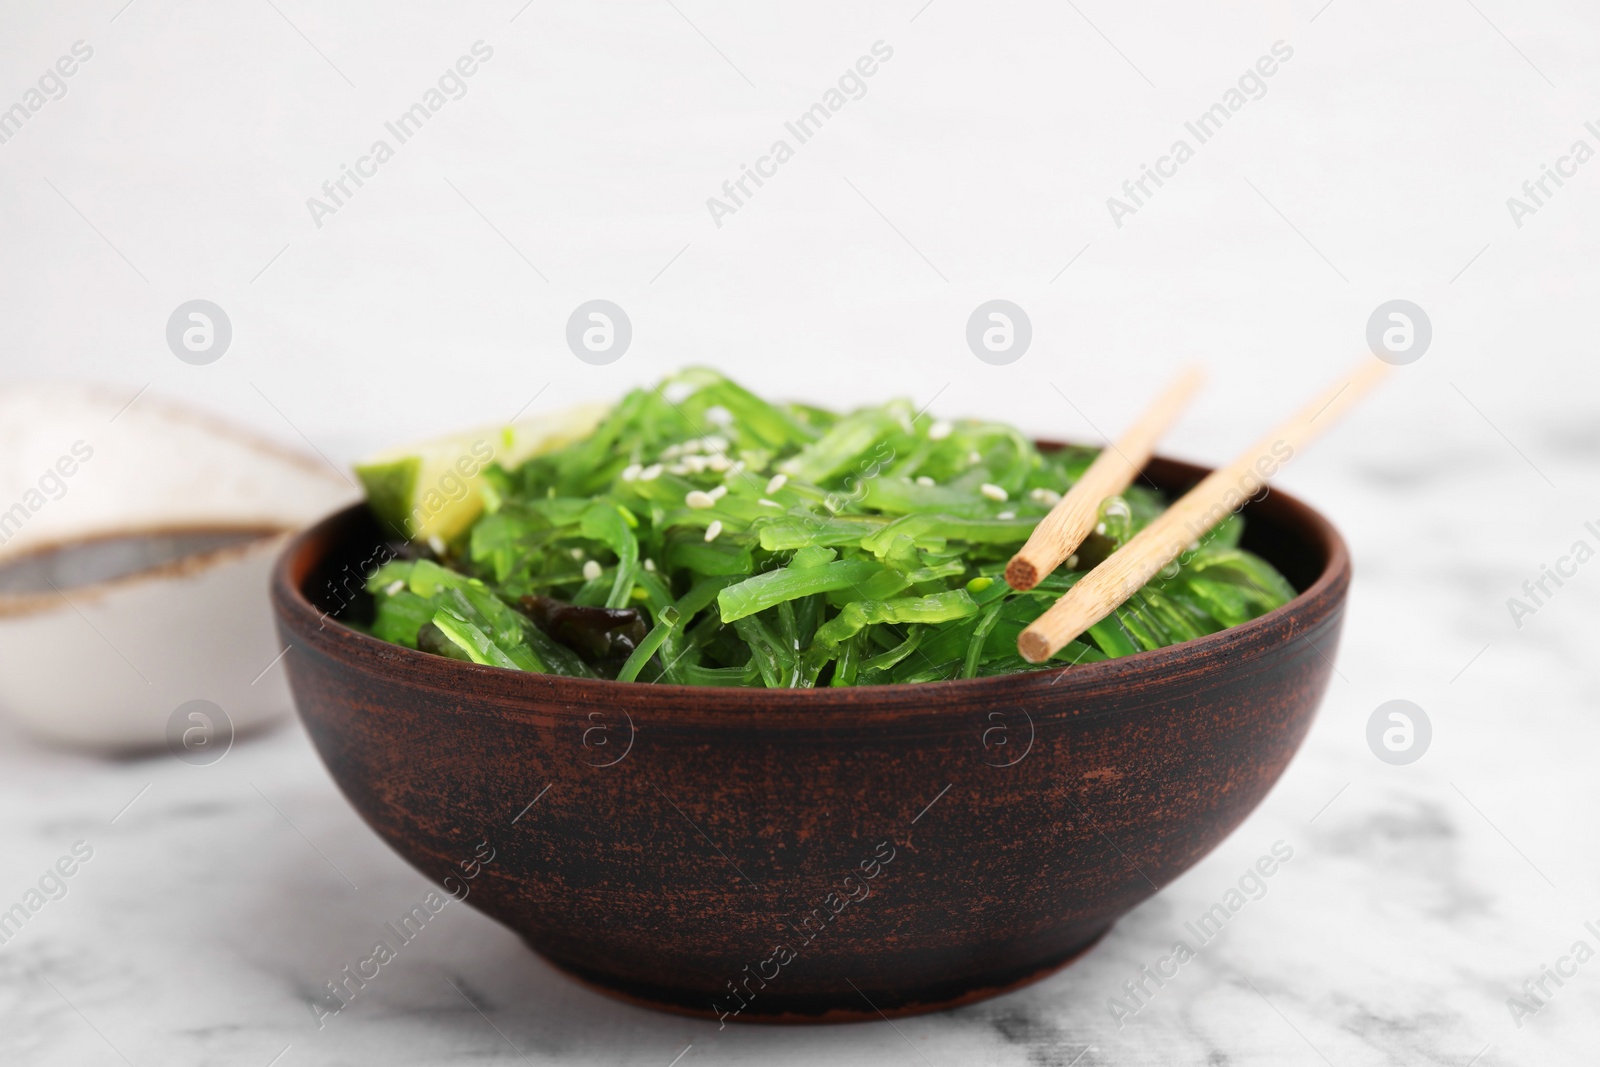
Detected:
left=2, top=1, right=1598, bottom=1065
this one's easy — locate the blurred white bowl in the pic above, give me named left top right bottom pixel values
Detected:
left=0, top=529, right=294, bottom=750
left=0, top=383, right=355, bottom=752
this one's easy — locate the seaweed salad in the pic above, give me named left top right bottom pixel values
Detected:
left=355, top=369, right=1296, bottom=686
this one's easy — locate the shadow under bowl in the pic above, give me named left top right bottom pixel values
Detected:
left=270, top=453, right=1349, bottom=1023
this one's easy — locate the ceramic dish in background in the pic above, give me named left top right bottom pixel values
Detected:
left=0, top=382, right=355, bottom=751
left=271, top=452, right=1349, bottom=1022
left=0, top=527, right=296, bottom=750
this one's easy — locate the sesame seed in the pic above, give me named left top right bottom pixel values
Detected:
left=968, top=450, right=982, bottom=464
left=427, top=535, right=446, bottom=556
left=570, top=547, right=585, bottom=560
left=661, top=443, right=683, bottom=459
left=582, top=560, right=602, bottom=581
left=765, top=473, right=788, bottom=494
left=1029, top=487, right=1062, bottom=506
left=683, top=455, right=709, bottom=473
left=980, top=483, right=1008, bottom=502
left=667, top=463, right=689, bottom=476
left=1066, top=554, right=1079, bottom=569
left=681, top=439, right=702, bottom=454
left=643, top=558, right=657, bottom=572
left=704, top=434, right=730, bottom=453
left=1095, top=522, right=1107, bottom=535
left=726, top=460, right=746, bottom=477
left=708, top=454, right=731, bottom=472
left=704, top=520, right=723, bottom=542
left=685, top=490, right=716, bottom=509
left=621, top=463, right=642, bottom=481
left=915, top=475, right=935, bottom=487
left=758, top=498, right=782, bottom=508
left=705, top=406, right=733, bottom=426
left=707, top=485, right=728, bottom=501
left=997, top=511, right=1015, bottom=520
left=639, top=464, right=664, bottom=481
left=384, top=579, right=405, bottom=596
left=928, top=420, right=953, bottom=440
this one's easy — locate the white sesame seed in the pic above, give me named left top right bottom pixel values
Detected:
left=726, top=460, right=746, bottom=478
left=915, top=475, right=935, bottom=487
left=705, top=406, right=733, bottom=426
left=639, top=464, right=664, bottom=481
left=997, top=511, right=1015, bottom=520
left=570, top=547, right=585, bottom=560
left=1188, top=541, right=1201, bottom=553
left=427, top=535, right=446, bottom=556
left=582, top=560, right=602, bottom=581
left=681, top=438, right=702, bottom=454
left=1095, top=522, right=1107, bottom=535
left=663, top=381, right=695, bottom=404
left=758, top=498, right=782, bottom=508
left=765, top=473, right=788, bottom=494
left=684, top=455, right=710, bottom=473
left=621, top=463, right=642, bottom=481
left=704, top=434, right=730, bottom=453
left=685, top=490, right=716, bottom=509
left=928, top=420, right=953, bottom=441
left=707, top=485, right=728, bottom=501
left=704, top=520, right=723, bottom=542
left=643, top=558, right=657, bottom=572
left=667, top=463, right=690, bottom=476
left=980, top=483, right=1009, bottom=502
left=1066, top=554, right=1079, bottom=569
left=384, top=579, right=405, bottom=596
left=1029, top=487, right=1062, bottom=506
left=708, top=454, right=731, bottom=472
left=968, top=450, right=982, bottom=464
left=661, top=443, right=683, bottom=459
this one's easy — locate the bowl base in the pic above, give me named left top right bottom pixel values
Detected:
left=531, top=924, right=1114, bottom=1025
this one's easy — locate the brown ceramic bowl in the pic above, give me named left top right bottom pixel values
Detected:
left=271, top=453, right=1348, bottom=1024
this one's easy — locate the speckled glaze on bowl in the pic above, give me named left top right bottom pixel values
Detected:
left=270, top=454, right=1349, bottom=1024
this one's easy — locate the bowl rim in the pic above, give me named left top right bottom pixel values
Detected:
left=0, top=524, right=293, bottom=620
left=272, top=451, right=1349, bottom=712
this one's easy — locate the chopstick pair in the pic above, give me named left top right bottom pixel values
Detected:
left=1011, top=359, right=1390, bottom=663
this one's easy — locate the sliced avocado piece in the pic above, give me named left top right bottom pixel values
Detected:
left=355, top=404, right=607, bottom=543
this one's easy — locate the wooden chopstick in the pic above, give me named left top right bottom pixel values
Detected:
left=1018, top=357, right=1391, bottom=663
left=1006, top=367, right=1204, bottom=591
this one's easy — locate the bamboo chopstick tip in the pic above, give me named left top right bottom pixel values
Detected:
left=1004, top=557, right=1039, bottom=591
left=1017, top=630, right=1053, bottom=664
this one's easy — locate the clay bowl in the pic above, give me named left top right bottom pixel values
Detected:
left=270, top=453, right=1348, bottom=1023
